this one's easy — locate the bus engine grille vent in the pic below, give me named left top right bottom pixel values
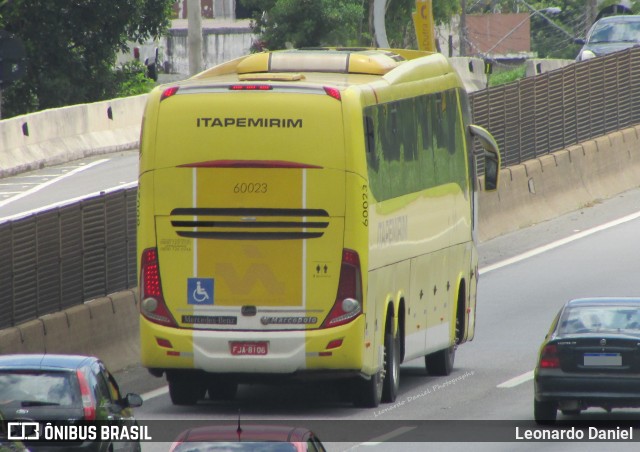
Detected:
left=170, top=208, right=329, bottom=240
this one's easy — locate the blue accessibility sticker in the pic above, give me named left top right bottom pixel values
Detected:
left=187, top=278, right=214, bottom=305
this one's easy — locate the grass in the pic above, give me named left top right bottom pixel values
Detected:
left=487, top=64, right=527, bottom=87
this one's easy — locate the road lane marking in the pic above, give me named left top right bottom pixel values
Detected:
left=141, top=386, right=169, bottom=401
left=0, top=181, right=136, bottom=223
left=0, top=159, right=109, bottom=209
left=479, top=209, right=640, bottom=275
left=497, top=370, right=534, bottom=388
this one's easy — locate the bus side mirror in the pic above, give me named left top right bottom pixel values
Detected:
left=484, top=153, right=498, bottom=191
left=468, top=124, right=500, bottom=191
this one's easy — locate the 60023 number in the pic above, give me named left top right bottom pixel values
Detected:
left=234, top=183, right=267, bottom=194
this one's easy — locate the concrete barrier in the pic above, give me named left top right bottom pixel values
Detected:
left=525, top=59, right=574, bottom=77
left=0, top=290, right=140, bottom=373
left=0, top=95, right=147, bottom=178
left=479, top=124, right=640, bottom=241
left=450, top=57, right=487, bottom=92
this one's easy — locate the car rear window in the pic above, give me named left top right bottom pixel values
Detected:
left=558, top=306, right=640, bottom=335
left=0, top=370, right=79, bottom=407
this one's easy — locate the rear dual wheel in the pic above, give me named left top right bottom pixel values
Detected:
left=167, top=372, right=206, bottom=405
left=353, top=330, right=400, bottom=407
left=207, top=378, right=238, bottom=401
left=382, top=332, right=400, bottom=403
left=425, top=345, right=455, bottom=376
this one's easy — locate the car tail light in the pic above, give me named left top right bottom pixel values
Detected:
left=76, top=370, right=96, bottom=420
left=140, top=248, right=178, bottom=327
left=321, top=249, right=362, bottom=328
left=539, top=344, right=560, bottom=368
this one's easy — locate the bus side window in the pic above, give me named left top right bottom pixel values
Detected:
left=386, top=106, right=401, bottom=161
left=364, top=115, right=379, bottom=172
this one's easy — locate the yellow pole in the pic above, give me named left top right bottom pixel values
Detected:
left=413, top=0, right=436, bottom=52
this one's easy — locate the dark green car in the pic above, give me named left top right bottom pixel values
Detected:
left=0, top=354, right=143, bottom=451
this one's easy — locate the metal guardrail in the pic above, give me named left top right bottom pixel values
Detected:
left=3, top=48, right=640, bottom=327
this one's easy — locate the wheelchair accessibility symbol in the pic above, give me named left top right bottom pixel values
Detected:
left=187, top=278, right=214, bottom=305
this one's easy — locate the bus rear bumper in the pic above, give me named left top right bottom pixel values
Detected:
left=141, top=316, right=366, bottom=375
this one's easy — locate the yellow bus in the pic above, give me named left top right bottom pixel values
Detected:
left=137, top=48, right=500, bottom=408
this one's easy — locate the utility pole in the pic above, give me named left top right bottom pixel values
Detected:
left=460, top=0, right=467, bottom=56
left=586, top=0, right=598, bottom=35
left=187, top=0, right=203, bottom=75
left=373, top=0, right=390, bottom=48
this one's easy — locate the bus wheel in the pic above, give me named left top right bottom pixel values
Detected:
left=352, top=371, right=383, bottom=408
left=168, top=372, right=206, bottom=405
left=382, top=331, right=400, bottom=403
left=207, top=378, right=238, bottom=401
left=425, top=345, right=455, bottom=376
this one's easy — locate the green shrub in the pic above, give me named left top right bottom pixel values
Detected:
left=488, top=65, right=527, bottom=87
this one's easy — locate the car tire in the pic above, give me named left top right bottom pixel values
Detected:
left=207, top=378, right=238, bottom=401
left=425, top=345, right=455, bottom=376
left=352, top=370, right=383, bottom=408
left=168, top=372, right=205, bottom=405
left=382, top=331, right=400, bottom=403
left=534, top=399, right=557, bottom=425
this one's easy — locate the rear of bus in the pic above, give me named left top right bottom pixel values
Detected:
left=137, top=63, right=371, bottom=399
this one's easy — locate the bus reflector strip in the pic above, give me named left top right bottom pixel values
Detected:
left=179, top=160, right=323, bottom=169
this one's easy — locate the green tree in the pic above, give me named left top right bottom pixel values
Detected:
left=0, top=0, right=173, bottom=118
left=240, top=0, right=364, bottom=49
left=240, top=0, right=460, bottom=50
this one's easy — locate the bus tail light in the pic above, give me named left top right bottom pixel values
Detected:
left=539, top=344, right=560, bottom=368
left=76, top=370, right=96, bottom=420
left=140, top=248, right=178, bottom=327
left=160, top=86, right=179, bottom=101
left=322, top=249, right=362, bottom=328
left=324, top=86, right=341, bottom=100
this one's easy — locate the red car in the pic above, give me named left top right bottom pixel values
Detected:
left=169, top=424, right=326, bottom=452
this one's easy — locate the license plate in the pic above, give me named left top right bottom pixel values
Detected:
left=230, top=341, right=268, bottom=356
left=584, top=353, right=622, bottom=366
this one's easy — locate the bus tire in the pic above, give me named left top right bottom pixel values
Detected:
left=382, top=331, right=400, bottom=403
left=168, top=372, right=205, bottom=405
left=425, top=345, right=455, bottom=376
left=207, top=378, right=238, bottom=401
left=352, top=371, right=383, bottom=408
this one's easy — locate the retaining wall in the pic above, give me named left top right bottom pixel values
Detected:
left=0, top=290, right=139, bottom=373
left=0, top=95, right=147, bottom=178
left=479, top=125, right=640, bottom=241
